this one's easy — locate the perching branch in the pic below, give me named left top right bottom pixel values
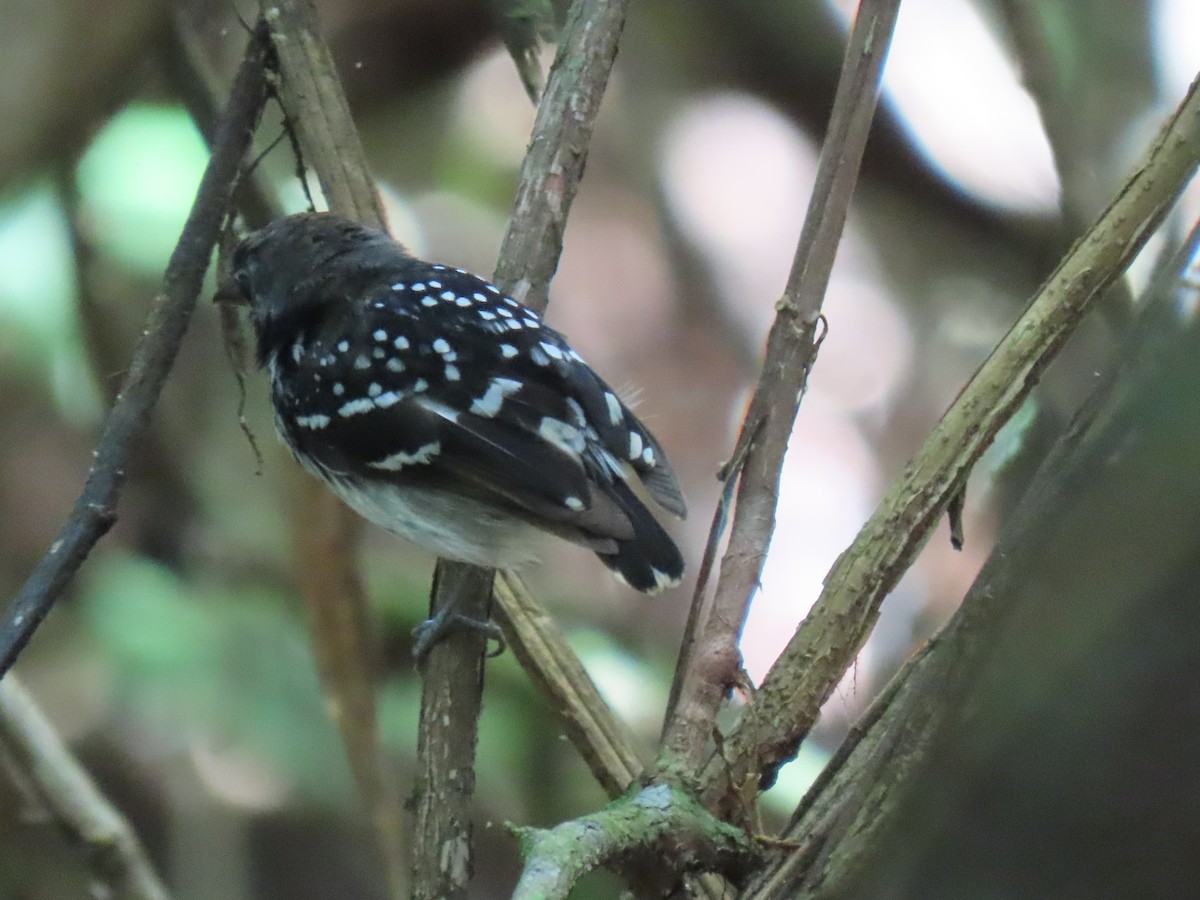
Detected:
left=0, top=677, right=171, bottom=900
left=0, top=24, right=271, bottom=677
left=660, top=0, right=902, bottom=780
left=417, top=0, right=636, bottom=896
left=716, top=68, right=1200, bottom=803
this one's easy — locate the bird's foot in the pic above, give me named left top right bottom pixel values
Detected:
left=412, top=609, right=505, bottom=666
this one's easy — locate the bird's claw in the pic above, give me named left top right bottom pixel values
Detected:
left=412, top=611, right=505, bottom=666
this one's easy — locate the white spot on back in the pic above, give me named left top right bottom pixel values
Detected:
left=386, top=358, right=405, bottom=373
left=499, top=344, right=518, bottom=358
left=539, top=341, right=563, bottom=361
left=432, top=338, right=451, bottom=354
left=372, top=347, right=386, bottom=359
left=539, top=417, right=585, bottom=454
left=641, top=446, right=656, bottom=466
left=337, top=340, right=350, bottom=352
left=421, top=296, right=438, bottom=307
left=295, top=413, right=330, bottom=430
left=391, top=282, right=406, bottom=291
left=456, top=296, right=472, bottom=307
left=444, top=364, right=461, bottom=381
left=368, top=383, right=382, bottom=397
left=412, top=282, right=426, bottom=291
left=479, top=310, right=496, bottom=321
left=429, top=280, right=442, bottom=289
left=440, top=290, right=455, bottom=301
left=373, top=329, right=388, bottom=341
left=629, top=431, right=644, bottom=460
left=394, top=335, right=410, bottom=350
left=333, top=382, right=345, bottom=396
left=375, top=391, right=400, bottom=408
left=529, top=345, right=550, bottom=367
left=413, top=379, right=429, bottom=392
left=369, top=441, right=441, bottom=470
left=339, top=398, right=375, bottom=417
left=470, top=377, right=523, bottom=417
left=354, top=355, right=371, bottom=370
left=564, top=496, right=585, bottom=511
left=605, top=392, right=622, bottom=425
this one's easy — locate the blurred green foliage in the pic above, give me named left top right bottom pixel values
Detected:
left=76, top=104, right=210, bottom=273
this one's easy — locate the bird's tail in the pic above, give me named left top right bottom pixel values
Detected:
left=595, top=478, right=684, bottom=594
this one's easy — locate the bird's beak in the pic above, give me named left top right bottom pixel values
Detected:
left=213, top=274, right=250, bottom=307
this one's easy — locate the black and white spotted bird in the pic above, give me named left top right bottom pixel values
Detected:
left=230, top=212, right=686, bottom=593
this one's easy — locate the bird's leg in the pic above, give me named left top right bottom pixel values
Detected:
left=412, top=562, right=504, bottom=664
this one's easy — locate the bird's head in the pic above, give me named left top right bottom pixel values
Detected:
left=227, top=212, right=404, bottom=364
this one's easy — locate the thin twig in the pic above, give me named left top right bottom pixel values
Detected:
left=661, top=413, right=763, bottom=740
left=0, top=676, right=171, bottom=900
left=254, top=3, right=406, bottom=897
left=715, top=68, right=1200, bottom=803
left=0, top=24, right=272, bottom=677
left=659, top=0, right=902, bottom=778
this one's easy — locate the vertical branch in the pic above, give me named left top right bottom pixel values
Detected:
left=659, top=0, right=902, bottom=777
left=492, top=0, right=632, bottom=312
left=0, top=25, right=272, bottom=676
left=413, top=2, right=633, bottom=896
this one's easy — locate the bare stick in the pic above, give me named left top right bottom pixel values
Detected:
left=716, top=69, right=1200, bottom=802
left=0, top=25, right=271, bottom=677
left=660, top=0, right=902, bottom=776
left=0, top=676, right=171, bottom=900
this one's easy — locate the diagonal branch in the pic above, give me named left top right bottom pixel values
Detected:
left=0, top=24, right=272, bottom=677
left=0, top=676, right=171, bottom=900
left=493, top=572, right=643, bottom=798
left=716, top=68, right=1200, bottom=803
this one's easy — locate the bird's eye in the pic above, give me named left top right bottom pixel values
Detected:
left=230, top=246, right=255, bottom=299
left=234, top=266, right=254, bottom=298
